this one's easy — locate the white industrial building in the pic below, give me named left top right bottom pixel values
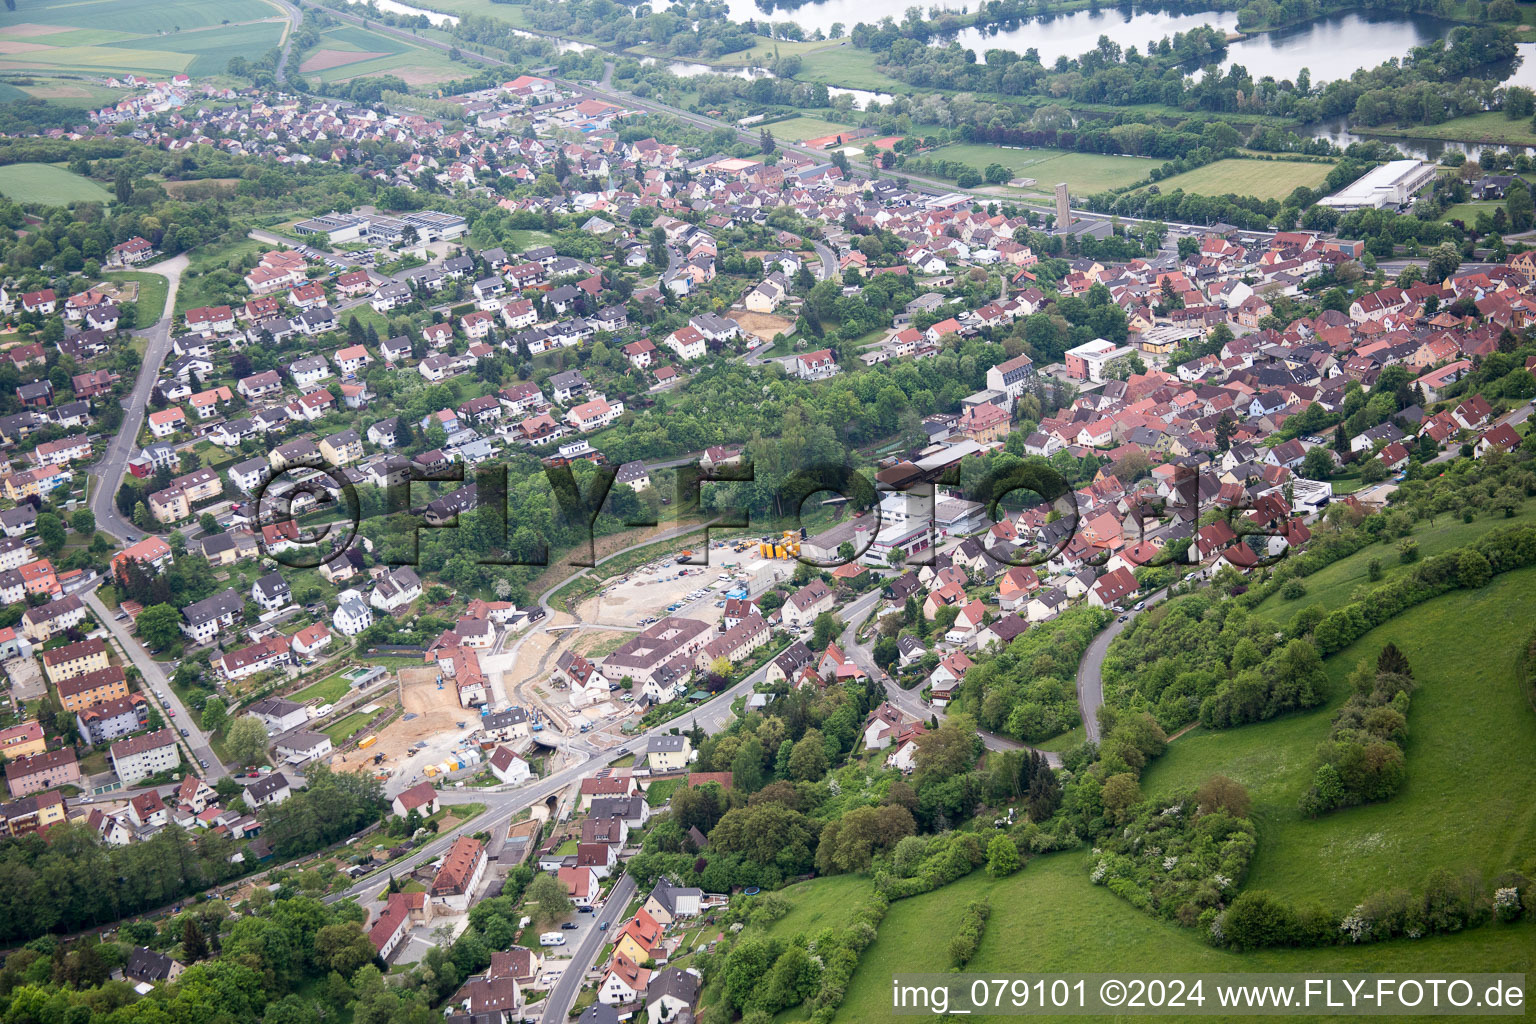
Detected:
left=1318, top=160, right=1437, bottom=211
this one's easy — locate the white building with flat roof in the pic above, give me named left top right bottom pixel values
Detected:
left=1318, top=160, right=1437, bottom=211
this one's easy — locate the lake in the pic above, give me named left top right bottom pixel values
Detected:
left=949, top=7, right=1459, bottom=83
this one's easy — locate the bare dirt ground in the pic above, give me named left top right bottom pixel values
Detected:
left=2, top=24, right=69, bottom=37
left=523, top=520, right=701, bottom=601
left=0, top=42, right=54, bottom=55
left=370, top=666, right=479, bottom=786
left=98, top=280, right=138, bottom=303
left=571, top=630, right=631, bottom=660
left=729, top=311, right=795, bottom=342
left=579, top=549, right=763, bottom=628
left=299, top=48, right=387, bottom=72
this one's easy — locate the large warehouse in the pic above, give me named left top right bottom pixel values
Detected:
left=1318, top=159, right=1438, bottom=211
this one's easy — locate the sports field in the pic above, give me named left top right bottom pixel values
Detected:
left=1148, top=157, right=1334, bottom=200
left=0, top=162, right=111, bottom=205
left=922, top=143, right=1152, bottom=193
left=0, top=0, right=287, bottom=78
left=300, top=24, right=464, bottom=85
left=767, top=115, right=855, bottom=144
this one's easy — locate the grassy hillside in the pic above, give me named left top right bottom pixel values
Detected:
left=1145, top=563, right=1536, bottom=909
left=1250, top=503, right=1536, bottom=624
left=838, top=857, right=1534, bottom=1023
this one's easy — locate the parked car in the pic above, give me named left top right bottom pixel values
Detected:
left=560, top=922, right=578, bottom=929
left=577, top=906, right=594, bottom=913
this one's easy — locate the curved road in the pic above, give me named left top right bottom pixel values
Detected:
left=88, top=252, right=187, bottom=543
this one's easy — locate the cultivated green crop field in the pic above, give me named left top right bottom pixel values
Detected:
left=1145, top=564, right=1536, bottom=909
left=0, top=0, right=285, bottom=78
left=1148, top=158, right=1334, bottom=201
left=837, top=857, right=1534, bottom=1023
left=301, top=23, right=464, bottom=85
left=0, top=162, right=111, bottom=205
left=922, top=143, right=1153, bottom=193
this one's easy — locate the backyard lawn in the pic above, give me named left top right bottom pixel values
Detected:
left=104, top=270, right=169, bottom=322
left=292, top=671, right=353, bottom=706
left=322, top=711, right=374, bottom=745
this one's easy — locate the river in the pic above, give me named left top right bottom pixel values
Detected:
left=346, top=0, right=459, bottom=28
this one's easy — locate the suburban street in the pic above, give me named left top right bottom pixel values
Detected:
left=88, top=252, right=187, bottom=543
left=82, top=588, right=226, bottom=781
left=540, top=873, right=637, bottom=1023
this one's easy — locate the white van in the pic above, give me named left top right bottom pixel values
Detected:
left=539, top=932, right=566, bottom=947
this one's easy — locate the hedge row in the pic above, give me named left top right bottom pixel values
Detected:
left=1311, top=524, right=1536, bottom=656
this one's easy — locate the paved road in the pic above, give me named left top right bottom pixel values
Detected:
left=272, top=0, right=303, bottom=86
left=83, top=587, right=226, bottom=781
left=540, top=872, right=636, bottom=1023
left=836, top=582, right=1065, bottom=766
left=812, top=240, right=837, bottom=281
left=88, top=252, right=188, bottom=543
left=1074, top=586, right=1171, bottom=744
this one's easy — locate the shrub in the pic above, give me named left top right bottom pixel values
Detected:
left=948, top=899, right=991, bottom=968
left=1220, top=890, right=1299, bottom=951
left=1280, top=578, right=1307, bottom=600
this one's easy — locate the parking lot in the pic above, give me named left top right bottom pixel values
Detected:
left=581, top=545, right=786, bottom=628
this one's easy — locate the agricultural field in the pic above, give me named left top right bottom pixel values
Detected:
left=1145, top=564, right=1536, bottom=909
left=0, top=0, right=287, bottom=78
left=0, top=162, right=111, bottom=205
left=767, top=115, right=855, bottom=144
left=299, top=24, right=463, bottom=87
left=921, top=143, right=1153, bottom=193
left=1147, top=158, right=1335, bottom=201
left=0, top=75, right=119, bottom=106
left=837, top=857, right=1535, bottom=1023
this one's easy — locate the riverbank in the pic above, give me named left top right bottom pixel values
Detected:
left=1358, top=110, right=1536, bottom=149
